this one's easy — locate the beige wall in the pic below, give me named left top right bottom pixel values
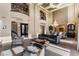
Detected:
left=53, top=7, right=68, bottom=25
left=52, top=4, right=78, bottom=25
left=68, top=4, right=75, bottom=24
left=0, top=3, right=11, bottom=37
left=53, top=7, right=68, bottom=32
left=0, top=4, right=12, bottom=50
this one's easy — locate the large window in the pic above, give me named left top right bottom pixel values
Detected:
left=11, top=3, right=29, bottom=15
left=20, top=23, right=28, bottom=37
left=40, top=11, right=46, bottom=20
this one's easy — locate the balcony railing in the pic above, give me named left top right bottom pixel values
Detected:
left=11, top=3, right=29, bottom=16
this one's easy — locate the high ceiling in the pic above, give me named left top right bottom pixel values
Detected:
left=37, top=3, right=72, bottom=12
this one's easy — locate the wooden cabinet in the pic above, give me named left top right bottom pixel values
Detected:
left=67, top=32, right=75, bottom=38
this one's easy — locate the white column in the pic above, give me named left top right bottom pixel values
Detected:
left=29, top=4, right=35, bottom=38
left=77, top=24, right=79, bottom=51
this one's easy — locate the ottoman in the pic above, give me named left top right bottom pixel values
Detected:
left=12, top=46, right=25, bottom=56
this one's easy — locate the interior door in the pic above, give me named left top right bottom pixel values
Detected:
left=11, top=21, right=18, bottom=34
left=40, top=25, right=45, bottom=34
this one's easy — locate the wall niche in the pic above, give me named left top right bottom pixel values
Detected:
left=40, top=11, right=46, bottom=20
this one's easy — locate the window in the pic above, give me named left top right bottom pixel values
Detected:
left=67, top=24, right=75, bottom=31
left=20, top=23, right=28, bottom=37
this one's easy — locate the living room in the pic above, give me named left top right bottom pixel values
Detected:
left=0, top=3, right=79, bottom=56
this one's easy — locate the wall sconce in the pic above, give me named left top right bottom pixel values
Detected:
left=2, top=25, right=6, bottom=29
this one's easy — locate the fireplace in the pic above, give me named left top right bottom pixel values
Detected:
left=56, top=25, right=66, bottom=32
left=59, top=27, right=64, bottom=32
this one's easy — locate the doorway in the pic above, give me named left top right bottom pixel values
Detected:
left=40, top=25, right=45, bottom=34
left=11, top=21, right=18, bottom=34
